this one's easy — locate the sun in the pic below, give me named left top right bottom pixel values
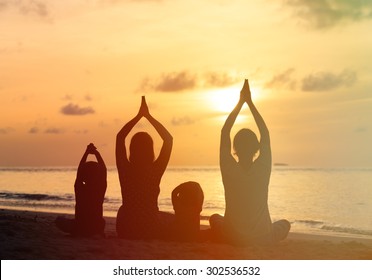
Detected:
left=209, top=87, right=240, bottom=113
left=206, top=84, right=263, bottom=113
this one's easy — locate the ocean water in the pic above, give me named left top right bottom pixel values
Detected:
left=1, top=166, right=372, bottom=239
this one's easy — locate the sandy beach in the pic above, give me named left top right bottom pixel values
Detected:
left=1, top=208, right=372, bottom=260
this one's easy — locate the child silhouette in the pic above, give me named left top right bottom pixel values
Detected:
left=171, top=181, right=204, bottom=242
left=56, top=143, right=107, bottom=237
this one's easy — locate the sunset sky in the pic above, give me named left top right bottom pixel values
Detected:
left=1, top=0, right=372, bottom=167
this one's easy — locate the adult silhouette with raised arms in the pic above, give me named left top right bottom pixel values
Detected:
left=209, top=79, right=290, bottom=245
left=56, top=143, right=107, bottom=237
left=116, top=96, right=173, bottom=239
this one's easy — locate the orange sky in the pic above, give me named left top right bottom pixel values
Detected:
left=1, top=0, right=372, bottom=167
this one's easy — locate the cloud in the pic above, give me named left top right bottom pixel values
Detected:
left=0, top=0, right=50, bottom=20
left=0, top=127, right=14, bottom=134
left=45, top=128, right=63, bottom=134
left=74, top=129, right=89, bottom=134
left=62, top=94, right=73, bottom=101
left=265, top=68, right=357, bottom=92
left=60, top=103, right=95, bottom=116
left=203, top=72, right=240, bottom=88
left=139, top=70, right=239, bottom=93
left=354, top=127, right=367, bottom=133
left=28, top=127, right=39, bottom=134
left=265, top=68, right=297, bottom=90
left=171, top=116, right=195, bottom=126
left=140, top=71, right=197, bottom=93
left=85, top=94, right=93, bottom=101
left=301, top=70, right=357, bottom=91
left=284, top=0, right=372, bottom=28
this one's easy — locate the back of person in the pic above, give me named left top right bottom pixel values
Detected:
left=171, top=181, right=204, bottom=242
left=116, top=165, right=162, bottom=239
left=222, top=157, right=273, bottom=244
left=75, top=161, right=107, bottom=236
left=209, top=79, right=290, bottom=246
left=115, top=96, right=173, bottom=240
left=56, top=143, right=107, bottom=237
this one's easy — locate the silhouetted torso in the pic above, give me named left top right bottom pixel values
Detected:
left=171, top=181, right=204, bottom=242
left=117, top=164, right=163, bottom=239
left=74, top=175, right=106, bottom=235
left=56, top=144, right=107, bottom=237
left=220, top=143, right=272, bottom=242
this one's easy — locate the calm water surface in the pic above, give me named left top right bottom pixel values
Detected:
left=1, top=166, right=372, bottom=238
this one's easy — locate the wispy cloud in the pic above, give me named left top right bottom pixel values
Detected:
left=301, top=70, right=357, bottom=91
left=203, top=72, right=240, bottom=88
left=44, top=127, right=64, bottom=134
left=265, top=68, right=296, bottom=90
left=73, top=129, right=89, bottom=134
left=284, top=0, right=372, bottom=28
left=0, top=127, right=14, bottom=134
left=354, top=126, right=368, bottom=133
left=140, top=71, right=197, bottom=93
left=171, top=116, right=195, bottom=126
left=28, top=127, right=39, bottom=134
left=85, top=94, right=93, bottom=101
left=0, top=0, right=51, bottom=20
left=139, top=70, right=239, bottom=93
left=60, top=103, right=95, bottom=116
left=265, top=68, right=357, bottom=92
left=62, top=94, right=73, bottom=101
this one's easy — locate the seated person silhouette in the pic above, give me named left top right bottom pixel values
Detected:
left=171, top=181, right=204, bottom=242
left=116, top=96, right=173, bottom=240
left=209, top=79, right=290, bottom=246
left=56, top=143, right=107, bottom=237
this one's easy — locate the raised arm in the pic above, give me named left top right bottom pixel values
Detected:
left=76, top=145, right=90, bottom=181
left=75, top=143, right=102, bottom=188
left=243, top=79, right=270, bottom=146
left=90, top=144, right=107, bottom=177
left=116, top=108, right=142, bottom=172
left=220, top=81, right=246, bottom=162
left=241, top=79, right=271, bottom=165
left=141, top=96, right=173, bottom=172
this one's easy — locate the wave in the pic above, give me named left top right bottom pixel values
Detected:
left=293, top=219, right=372, bottom=237
left=0, top=167, right=76, bottom=173
left=294, top=219, right=324, bottom=226
left=321, top=225, right=372, bottom=237
left=0, top=192, right=73, bottom=201
left=0, top=191, right=121, bottom=204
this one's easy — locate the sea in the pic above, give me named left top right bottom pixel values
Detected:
left=1, top=166, right=372, bottom=239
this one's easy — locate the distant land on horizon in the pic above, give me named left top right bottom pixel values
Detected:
left=274, top=163, right=289, bottom=166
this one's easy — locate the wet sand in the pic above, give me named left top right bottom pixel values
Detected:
left=1, top=209, right=372, bottom=260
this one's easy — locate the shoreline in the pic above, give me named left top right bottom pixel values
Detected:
left=2, top=205, right=372, bottom=240
left=1, top=209, right=372, bottom=260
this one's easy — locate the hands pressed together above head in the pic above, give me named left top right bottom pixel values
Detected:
left=240, top=79, right=252, bottom=104
left=86, top=143, right=97, bottom=154
left=138, top=96, right=150, bottom=118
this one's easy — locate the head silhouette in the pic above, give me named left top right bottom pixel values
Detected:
left=80, top=161, right=104, bottom=185
left=129, top=132, right=155, bottom=165
left=233, top=128, right=260, bottom=162
left=172, top=181, right=204, bottom=214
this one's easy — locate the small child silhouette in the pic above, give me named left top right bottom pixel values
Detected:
left=56, top=143, right=107, bottom=237
left=171, top=181, right=204, bottom=242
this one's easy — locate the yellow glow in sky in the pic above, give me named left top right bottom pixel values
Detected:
left=1, top=0, right=372, bottom=167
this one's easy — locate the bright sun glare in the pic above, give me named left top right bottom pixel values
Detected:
left=208, top=84, right=262, bottom=113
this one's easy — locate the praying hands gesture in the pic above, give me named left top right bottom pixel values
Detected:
left=239, top=79, right=252, bottom=104
left=138, top=96, right=150, bottom=118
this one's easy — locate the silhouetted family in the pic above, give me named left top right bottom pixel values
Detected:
left=56, top=79, right=290, bottom=246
